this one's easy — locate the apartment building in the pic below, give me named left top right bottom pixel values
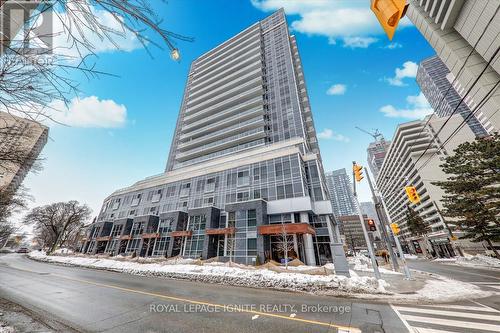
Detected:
left=324, top=168, right=357, bottom=217
left=0, top=112, right=48, bottom=193
left=367, top=139, right=391, bottom=180
left=406, top=0, right=500, bottom=134
left=375, top=113, right=478, bottom=256
left=417, top=55, right=488, bottom=137
left=82, top=10, right=348, bottom=274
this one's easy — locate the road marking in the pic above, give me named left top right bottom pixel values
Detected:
left=50, top=273, right=360, bottom=332
left=470, top=300, right=500, bottom=313
left=469, top=282, right=500, bottom=285
left=394, top=306, right=500, bottom=321
left=390, top=304, right=414, bottom=333
left=402, top=314, right=500, bottom=332
left=421, top=304, right=499, bottom=312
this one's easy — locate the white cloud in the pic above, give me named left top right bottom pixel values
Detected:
left=48, top=96, right=127, bottom=128
left=326, top=84, right=346, bottom=95
left=251, top=0, right=382, bottom=48
left=317, top=128, right=350, bottom=142
left=385, top=61, right=418, bottom=86
left=343, top=36, right=378, bottom=48
left=380, top=92, right=433, bottom=119
left=384, top=42, right=403, bottom=49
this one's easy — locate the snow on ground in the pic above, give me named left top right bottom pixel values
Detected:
left=432, top=254, right=500, bottom=269
left=28, top=251, right=388, bottom=295
left=52, top=248, right=74, bottom=255
left=348, top=255, right=402, bottom=275
left=0, top=323, right=15, bottom=333
left=404, top=254, right=418, bottom=259
left=456, top=254, right=500, bottom=269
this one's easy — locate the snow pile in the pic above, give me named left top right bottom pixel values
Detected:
left=456, top=254, right=500, bottom=269
left=433, top=257, right=457, bottom=263
left=0, top=323, right=15, bottom=333
left=410, top=275, right=492, bottom=303
left=28, top=251, right=389, bottom=295
left=348, top=255, right=402, bottom=275
left=53, top=248, right=74, bottom=255
left=404, top=254, right=418, bottom=259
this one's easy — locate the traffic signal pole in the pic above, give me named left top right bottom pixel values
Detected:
left=365, top=171, right=400, bottom=272
left=352, top=162, right=381, bottom=280
left=379, top=195, right=412, bottom=280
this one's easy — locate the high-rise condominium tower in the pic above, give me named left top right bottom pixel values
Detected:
left=367, top=139, right=390, bottom=180
left=83, top=10, right=348, bottom=274
left=407, top=1, right=500, bottom=134
left=324, top=169, right=356, bottom=217
left=416, top=55, right=488, bottom=137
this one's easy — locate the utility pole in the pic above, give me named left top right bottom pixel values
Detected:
left=379, top=196, right=412, bottom=280
left=352, top=161, right=381, bottom=280
left=365, top=171, right=399, bottom=271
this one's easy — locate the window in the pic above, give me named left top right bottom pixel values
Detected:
left=131, top=193, right=142, bottom=207
left=205, top=178, right=216, bottom=192
left=275, top=162, right=283, bottom=177
left=203, top=197, right=214, bottom=206
left=166, top=185, right=176, bottom=197
left=226, top=172, right=237, bottom=187
left=126, top=238, right=141, bottom=253
left=110, top=225, right=123, bottom=237
left=152, top=189, right=162, bottom=203
left=247, top=238, right=257, bottom=256
left=131, top=222, right=144, bottom=236
left=188, top=215, right=206, bottom=231
left=247, top=210, right=257, bottom=227
left=128, top=210, right=136, bottom=217
left=158, top=217, right=173, bottom=234
left=227, top=212, right=235, bottom=228
left=237, top=191, right=249, bottom=202
left=112, top=198, right=121, bottom=210
left=180, top=183, right=191, bottom=197
left=237, top=170, right=250, bottom=186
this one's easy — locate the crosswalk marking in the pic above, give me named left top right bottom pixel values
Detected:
left=402, top=314, right=500, bottom=331
left=394, top=306, right=500, bottom=321
left=392, top=303, right=500, bottom=333
left=417, top=304, right=499, bottom=312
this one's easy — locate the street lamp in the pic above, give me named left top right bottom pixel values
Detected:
left=170, top=48, right=180, bottom=61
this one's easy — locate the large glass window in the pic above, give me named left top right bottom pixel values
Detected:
left=189, top=215, right=206, bottom=231
left=237, top=170, right=250, bottom=186
left=247, top=210, right=257, bottom=227
left=205, top=178, right=216, bottom=192
left=180, top=183, right=191, bottom=197
left=131, top=222, right=144, bottom=236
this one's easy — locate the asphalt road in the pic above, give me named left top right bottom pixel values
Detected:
left=1, top=254, right=499, bottom=333
left=0, top=254, right=405, bottom=333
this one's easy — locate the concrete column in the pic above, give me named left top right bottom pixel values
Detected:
left=326, top=215, right=350, bottom=277
left=300, top=212, right=316, bottom=266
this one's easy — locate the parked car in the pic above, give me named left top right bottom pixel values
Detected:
left=16, top=247, right=29, bottom=253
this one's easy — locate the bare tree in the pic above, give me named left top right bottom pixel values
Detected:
left=23, top=200, right=91, bottom=253
left=276, top=224, right=294, bottom=269
left=226, top=235, right=235, bottom=263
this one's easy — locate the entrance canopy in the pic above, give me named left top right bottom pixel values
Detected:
left=258, top=223, right=316, bottom=235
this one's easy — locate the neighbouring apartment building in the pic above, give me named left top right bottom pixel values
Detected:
left=416, top=55, right=488, bottom=137
left=366, top=139, right=391, bottom=180
left=82, top=10, right=349, bottom=274
left=407, top=0, right=500, bottom=134
left=0, top=112, right=48, bottom=193
left=324, top=168, right=357, bottom=217
left=375, top=113, right=486, bottom=256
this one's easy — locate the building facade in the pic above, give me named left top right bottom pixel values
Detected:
left=375, top=114, right=482, bottom=256
left=0, top=112, right=48, bottom=193
left=416, top=55, right=488, bottom=137
left=82, top=10, right=349, bottom=274
left=367, top=139, right=391, bottom=180
left=407, top=0, right=500, bottom=134
left=337, top=215, right=381, bottom=253
left=325, top=168, right=357, bottom=217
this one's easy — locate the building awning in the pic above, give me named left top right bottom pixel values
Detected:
left=206, top=227, right=235, bottom=235
left=96, top=236, right=111, bottom=242
left=142, top=233, right=160, bottom=239
left=120, top=235, right=132, bottom=240
left=169, top=230, right=193, bottom=237
left=258, top=223, right=316, bottom=235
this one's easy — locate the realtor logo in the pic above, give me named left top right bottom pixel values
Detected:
left=0, top=0, right=53, bottom=55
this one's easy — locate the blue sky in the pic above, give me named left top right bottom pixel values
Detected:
left=21, top=0, right=436, bottom=219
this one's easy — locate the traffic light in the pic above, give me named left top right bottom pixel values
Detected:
left=371, top=0, right=408, bottom=40
left=367, top=219, right=376, bottom=231
left=353, top=164, right=364, bottom=182
left=390, top=223, right=400, bottom=235
left=405, top=186, right=421, bottom=204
